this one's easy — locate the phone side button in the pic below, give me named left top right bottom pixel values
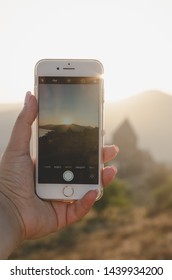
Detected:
left=63, top=186, right=74, bottom=197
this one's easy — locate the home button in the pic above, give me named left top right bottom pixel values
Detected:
left=63, top=186, right=74, bottom=197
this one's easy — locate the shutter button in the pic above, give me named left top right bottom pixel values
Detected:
left=63, top=170, right=74, bottom=181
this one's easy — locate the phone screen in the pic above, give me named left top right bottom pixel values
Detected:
left=38, top=76, right=103, bottom=185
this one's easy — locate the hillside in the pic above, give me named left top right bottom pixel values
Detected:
left=9, top=206, right=172, bottom=260
left=9, top=167, right=172, bottom=260
left=105, top=91, right=172, bottom=165
left=0, top=91, right=172, bottom=166
left=39, top=123, right=95, bottom=133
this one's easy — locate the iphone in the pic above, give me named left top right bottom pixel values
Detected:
left=34, top=59, right=104, bottom=201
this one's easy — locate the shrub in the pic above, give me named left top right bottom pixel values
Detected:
left=93, top=179, right=131, bottom=213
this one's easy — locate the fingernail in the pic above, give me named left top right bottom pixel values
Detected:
left=114, top=145, right=119, bottom=154
left=94, top=189, right=99, bottom=196
left=113, top=166, right=118, bottom=174
left=92, top=189, right=100, bottom=201
left=107, top=166, right=118, bottom=176
left=24, top=91, right=32, bottom=106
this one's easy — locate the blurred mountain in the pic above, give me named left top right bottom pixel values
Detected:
left=40, top=123, right=95, bottom=133
left=105, top=91, right=172, bottom=165
left=0, top=91, right=172, bottom=166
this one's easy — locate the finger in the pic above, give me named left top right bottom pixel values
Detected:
left=103, top=145, right=119, bottom=163
left=66, top=190, right=98, bottom=225
left=6, top=92, right=37, bottom=154
left=102, top=166, right=117, bottom=187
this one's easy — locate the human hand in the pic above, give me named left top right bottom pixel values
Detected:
left=0, top=92, right=119, bottom=258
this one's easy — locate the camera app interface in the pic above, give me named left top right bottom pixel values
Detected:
left=38, top=77, right=102, bottom=184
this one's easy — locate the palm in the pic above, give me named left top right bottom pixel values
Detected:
left=1, top=145, right=103, bottom=240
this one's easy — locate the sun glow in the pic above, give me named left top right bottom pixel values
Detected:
left=0, top=1, right=172, bottom=104
left=63, top=117, right=73, bottom=125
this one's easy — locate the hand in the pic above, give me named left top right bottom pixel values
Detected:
left=0, top=92, right=119, bottom=258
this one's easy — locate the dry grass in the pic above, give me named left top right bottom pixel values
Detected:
left=9, top=206, right=172, bottom=260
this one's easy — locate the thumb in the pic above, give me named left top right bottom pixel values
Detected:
left=6, top=92, right=37, bottom=155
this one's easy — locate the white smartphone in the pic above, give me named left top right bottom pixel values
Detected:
left=34, top=59, right=104, bottom=201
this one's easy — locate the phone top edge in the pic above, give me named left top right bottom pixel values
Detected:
left=34, top=58, right=104, bottom=76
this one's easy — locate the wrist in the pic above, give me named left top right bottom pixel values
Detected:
left=0, top=191, right=23, bottom=259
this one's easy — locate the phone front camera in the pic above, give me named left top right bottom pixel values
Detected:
left=57, top=67, right=60, bottom=70
left=68, top=63, right=70, bottom=66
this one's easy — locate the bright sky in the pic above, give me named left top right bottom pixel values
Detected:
left=0, top=0, right=172, bottom=103
left=39, top=83, right=99, bottom=127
